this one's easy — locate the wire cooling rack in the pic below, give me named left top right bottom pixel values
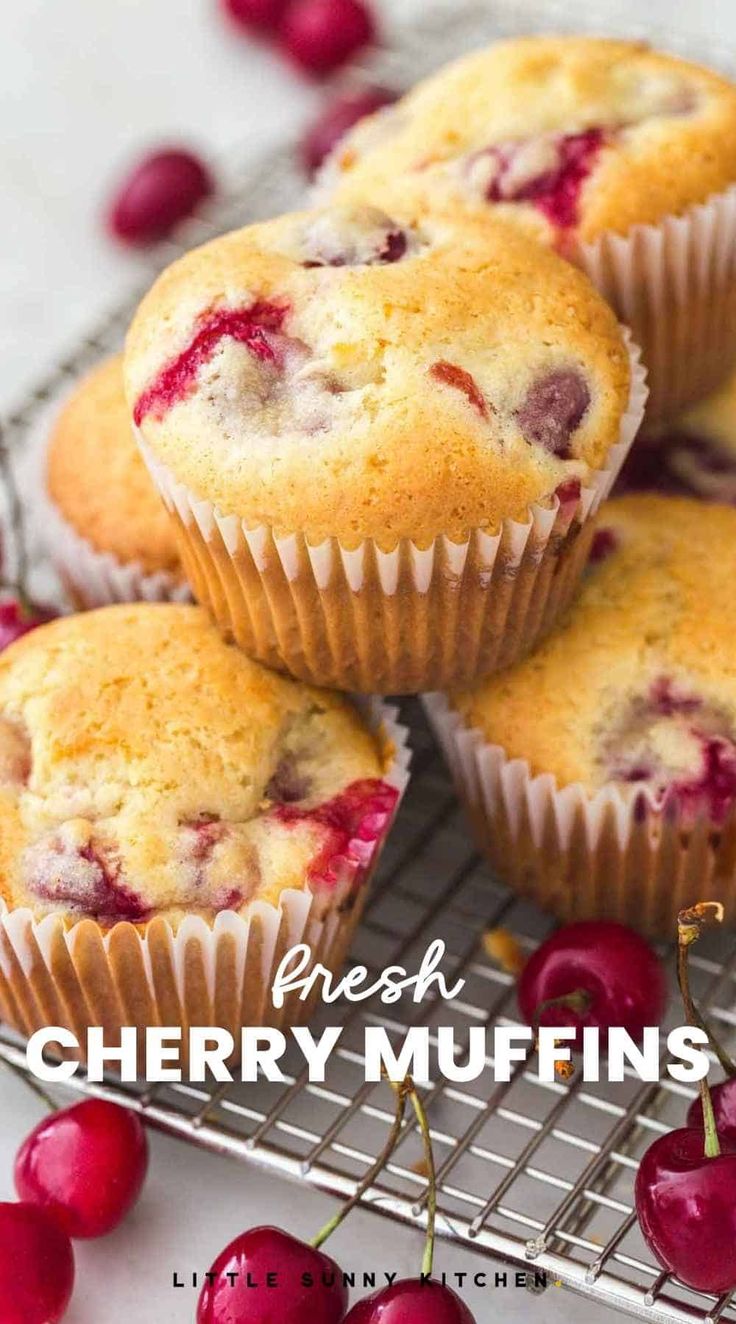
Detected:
left=2, top=3, right=736, bottom=1323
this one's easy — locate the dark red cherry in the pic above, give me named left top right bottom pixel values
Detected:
left=0, top=597, right=56, bottom=653
left=0, top=1202, right=74, bottom=1323
left=301, top=85, right=397, bottom=175
left=221, top=0, right=291, bottom=34
left=15, top=1099, right=149, bottom=1239
left=518, top=920, right=667, bottom=1051
left=517, top=369, right=590, bottom=458
left=589, top=526, right=619, bottom=563
left=688, top=1077, right=736, bottom=1144
left=108, top=148, right=214, bottom=245
left=344, top=1278, right=476, bottom=1322
left=636, top=1128, right=736, bottom=1295
left=280, top=0, right=376, bottom=78
left=615, top=429, right=736, bottom=504
left=197, top=1226, right=347, bottom=1323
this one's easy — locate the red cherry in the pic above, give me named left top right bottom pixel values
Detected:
left=344, top=1278, right=476, bottom=1322
left=636, top=1128, right=736, bottom=1294
left=0, top=1202, right=74, bottom=1323
left=107, top=148, right=214, bottom=245
left=221, top=0, right=291, bottom=34
left=688, top=1077, right=736, bottom=1143
left=197, top=1226, right=347, bottom=1323
left=300, top=85, right=397, bottom=175
left=15, top=1099, right=149, bottom=1239
left=0, top=597, right=56, bottom=653
left=518, top=920, right=667, bottom=1051
left=280, top=0, right=376, bottom=78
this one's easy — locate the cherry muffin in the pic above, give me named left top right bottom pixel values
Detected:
left=45, top=355, right=189, bottom=607
left=0, top=604, right=409, bottom=1068
left=426, top=495, right=736, bottom=935
left=617, top=360, right=736, bottom=502
left=324, top=36, right=736, bottom=420
left=124, top=202, right=644, bottom=692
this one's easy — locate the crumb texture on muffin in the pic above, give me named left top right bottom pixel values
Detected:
left=451, top=495, right=736, bottom=824
left=0, top=604, right=393, bottom=925
left=327, top=37, right=736, bottom=243
left=47, top=355, right=183, bottom=578
left=125, top=203, right=630, bottom=548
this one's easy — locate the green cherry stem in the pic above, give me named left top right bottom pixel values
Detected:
left=677, top=903, right=723, bottom=1161
left=409, top=1082, right=437, bottom=1278
left=311, top=1077, right=410, bottom=1251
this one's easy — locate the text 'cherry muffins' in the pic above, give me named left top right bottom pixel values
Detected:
left=124, top=202, right=645, bottom=693
left=425, top=495, right=736, bottom=936
left=324, top=36, right=736, bottom=421
left=616, top=360, right=736, bottom=503
left=0, top=604, right=409, bottom=1069
left=45, top=355, right=190, bottom=607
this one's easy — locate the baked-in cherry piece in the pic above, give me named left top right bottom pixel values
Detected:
left=344, top=1278, right=476, bottom=1322
left=108, top=148, right=213, bottom=245
left=280, top=0, right=376, bottom=78
left=301, top=86, right=398, bottom=176
left=518, top=920, right=667, bottom=1050
left=15, top=1098, right=149, bottom=1239
left=196, top=1226, right=347, bottom=1323
left=467, top=128, right=608, bottom=230
left=0, top=1202, right=75, bottom=1323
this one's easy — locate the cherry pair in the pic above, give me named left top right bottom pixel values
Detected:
left=198, top=1077, right=476, bottom=1323
left=223, top=0, right=376, bottom=79
left=1, top=1097, right=148, bottom=1323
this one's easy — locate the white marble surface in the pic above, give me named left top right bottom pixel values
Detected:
left=1, top=2, right=735, bottom=1321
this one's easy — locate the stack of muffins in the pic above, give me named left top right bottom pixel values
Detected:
left=5, top=34, right=736, bottom=1063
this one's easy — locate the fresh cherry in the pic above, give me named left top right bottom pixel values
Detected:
left=197, top=1226, right=348, bottom=1323
left=300, top=85, right=397, bottom=175
left=221, top=0, right=291, bottom=34
left=15, top=1099, right=149, bottom=1240
left=0, top=597, right=55, bottom=653
left=518, top=920, right=667, bottom=1051
left=280, top=0, right=376, bottom=78
left=636, top=1128, right=736, bottom=1294
left=688, top=1077, right=736, bottom=1144
left=344, top=1278, right=476, bottom=1322
left=0, top=1202, right=74, bottom=1323
left=107, top=148, right=214, bottom=245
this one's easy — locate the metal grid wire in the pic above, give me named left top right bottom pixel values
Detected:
left=2, top=3, right=736, bottom=1322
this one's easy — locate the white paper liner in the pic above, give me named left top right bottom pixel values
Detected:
left=0, top=700, right=411, bottom=1074
left=573, top=184, right=736, bottom=424
left=423, top=692, right=736, bottom=938
left=136, top=335, right=646, bottom=693
left=42, top=491, right=191, bottom=609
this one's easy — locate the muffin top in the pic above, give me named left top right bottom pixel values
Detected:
left=124, top=203, right=631, bottom=548
left=0, top=604, right=396, bottom=926
left=326, top=37, right=736, bottom=245
left=450, top=495, right=736, bottom=825
left=47, top=355, right=183, bottom=578
left=616, top=364, right=736, bottom=503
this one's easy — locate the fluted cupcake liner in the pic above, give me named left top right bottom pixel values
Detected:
left=137, top=337, right=646, bottom=695
left=573, top=184, right=736, bottom=424
left=0, top=700, right=411, bottom=1076
left=423, top=693, right=736, bottom=939
left=42, top=491, right=191, bottom=610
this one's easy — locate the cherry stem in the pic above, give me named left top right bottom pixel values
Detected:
left=677, top=903, right=723, bottom=1161
left=533, top=988, right=592, bottom=1027
left=408, top=1083, right=437, bottom=1279
left=311, top=1077, right=411, bottom=1251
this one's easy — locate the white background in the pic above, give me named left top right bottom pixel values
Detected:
left=1, top=2, right=735, bottom=1321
